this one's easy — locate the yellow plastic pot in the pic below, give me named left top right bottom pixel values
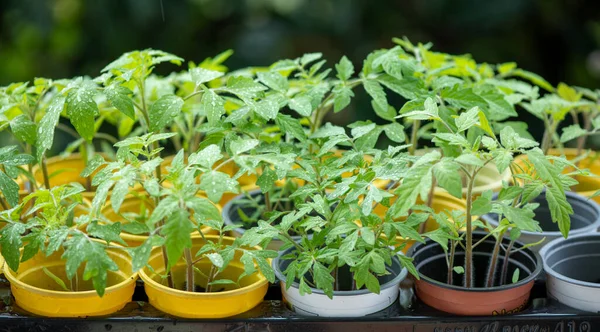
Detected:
left=32, top=153, right=108, bottom=200
left=3, top=243, right=137, bottom=317
left=101, top=196, right=219, bottom=247
left=139, top=235, right=269, bottom=318
left=514, top=148, right=600, bottom=204
left=373, top=190, right=467, bottom=253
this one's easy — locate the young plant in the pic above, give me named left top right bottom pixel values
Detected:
left=0, top=183, right=121, bottom=296
left=0, top=146, right=34, bottom=209
left=397, top=97, right=582, bottom=288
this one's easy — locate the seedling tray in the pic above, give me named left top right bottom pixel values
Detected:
left=0, top=277, right=598, bottom=332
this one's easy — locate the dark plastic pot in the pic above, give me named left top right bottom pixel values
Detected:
left=272, top=247, right=407, bottom=317
left=480, top=191, right=600, bottom=252
left=222, top=189, right=301, bottom=250
left=409, top=232, right=542, bottom=316
left=540, top=234, right=600, bottom=312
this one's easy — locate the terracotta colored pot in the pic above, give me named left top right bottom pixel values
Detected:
left=514, top=148, right=600, bottom=203
left=373, top=190, right=467, bottom=253
left=409, top=232, right=542, bottom=316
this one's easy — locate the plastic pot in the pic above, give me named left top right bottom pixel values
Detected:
left=222, top=189, right=303, bottom=251
left=480, top=191, right=600, bottom=252
left=272, top=247, right=407, bottom=317
left=3, top=243, right=137, bottom=317
left=514, top=148, right=600, bottom=203
left=138, top=235, right=269, bottom=318
left=540, top=234, right=600, bottom=312
left=32, top=153, right=108, bottom=199
left=373, top=190, right=467, bottom=253
left=409, top=232, right=542, bottom=316
left=101, top=195, right=218, bottom=247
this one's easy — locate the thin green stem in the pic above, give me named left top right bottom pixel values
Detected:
left=464, top=174, right=476, bottom=288
left=485, top=234, right=503, bottom=287
left=41, top=155, right=51, bottom=189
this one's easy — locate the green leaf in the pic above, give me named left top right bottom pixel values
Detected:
left=433, top=159, right=462, bottom=198
left=275, top=114, right=306, bottom=142
left=455, top=153, right=484, bottom=167
left=230, top=138, right=259, bottom=155
left=526, top=150, right=573, bottom=237
left=199, top=171, right=238, bottom=203
left=225, top=76, right=267, bottom=100
left=42, top=267, right=70, bottom=291
left=455, top=107, right=480, bottom=132
left=253, top=95, right=282, bottom=120
left=87, top=221, right=127, bottom=246
left=0, top=171, right=20, bottom=207
left=129, top=236, right=162, bottom=271
left=82, top=241, right=119, bottom=297
left=336, top=56, right=354, bottom=81
left=288, top=95, right=313, bottom=117
left=105, top=84, right=135, bottom=120
left=391, top=153, right=439, bottom=217
left=511, top=69, right=554, bottom=92
left=364, top=80, right=388, bottom=112
left=0, top=223, right=25, bottom=271
left=161, top=209, right=193, bottom=270
left=560, top=124, right=587, bottom=143
left=256, top=168, right=277, bottom=194
left=37, top=96, right=65, bottom=161
left=189, top=144, right=222, bottom=169
left=190, top=67, right=224, bottom=86
left=453, top=266, right=465, bottom=274
left=377, top=75, right=424, bottom=99
left=206, top=252, right=224, bottom=268
left=441, top=86, right=488, bottom=110
left=311, top=123, right=346, bottom=138
left=66, top=85, right=98, bottom=141
left=351, top=123, right=376, bottom=139
left=371, top=100, right=396, bottom=121
left=492, top=150, right=513, bottom=173
left=10, top=115, right=36, bottom=145
left=512, top=268, right=520, bottom=283
left=479, top=89, right=516, bottom=121
left=501, top=205, right=540, bottom=232
left=333, top=85, right=354, bottom=113
left=257, top=71, right=288, bottom=92
left=384, top=122, right=405, bottom=143
left=313, top=262, right=335, bottom=298
left=355, top=127, right=383, bottom=151
left=149, top=94, right=184, bottom=132
left=80, top=154, right=106, bottom=178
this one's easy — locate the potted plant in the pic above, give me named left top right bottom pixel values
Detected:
left=0, top=182, right=137, bottom=317
left=399, top=94, right=577, bottom=315
left=483, top=81, right=600, bottom=247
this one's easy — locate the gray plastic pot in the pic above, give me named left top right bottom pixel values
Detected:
left=480, top=191, right=600, bottom=252
left=222, top=189, right=301, bottom=250
left=273, top=248, right=408, bottom=317
left=540, top=234, right=600, bottom=312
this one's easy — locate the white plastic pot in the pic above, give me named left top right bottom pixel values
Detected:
left=272, top=248, right=407, bottom=317
left=481, top=191, right=600, bottom=252
left=540, top=234, right=600, bottom=312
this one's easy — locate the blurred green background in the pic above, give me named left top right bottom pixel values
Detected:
left=1, top=0, right=600, bottom=145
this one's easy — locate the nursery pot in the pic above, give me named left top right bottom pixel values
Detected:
left=138, top=235, right=269, bottom=318
left=514, top=148, right=600, bottom=203
left=273, top=247, right=408, bottom=317
left=373, top=190, right=467, bottom=253
left=409, top=232, right=542, bottom=316
left=101, top=195, right=218, bottom=247
left=32, top=153, right=108, bottom=199
left=480, top=191, right=600, bottom=251
left=540, top=234, right=600, bottom=312
left=3, top=242, right=137, bottom=317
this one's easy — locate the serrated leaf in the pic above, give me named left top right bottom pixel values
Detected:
left=492, top=150, right=513, bottom=173
left=201, top=90, right=225, bottom=125
left=0, top=223, right=25, bottom=271
left=364, top=80, right=387, bottom=112
left=433, top=159, right=462, bottom=198
left=455, top=153, right=484, bottom=167
left=257, top=71, right=288, bottom=92
left=105, top=84, right=135, bottom=120
left=511, top=69, right=554, bottom=92
left=455, top=107, right=480, bottom=132
left=37, top=96, right=65, bottom=160
left=351, top=123, right=376, bottom=139
left=371, top=100, right=396, bottom=121
left=288, top=95, right=313, bottom=117
left=189, top=144, right=222, bottom=169
left=199, top=171, right=238, bottom=203
left=190, top=67, right=224, bottom=86
left=149, top=94, right=183, bottom=132
left=275, top=114, right=306, bottom=142
left=333, top=85, right=353, bottom=113
left=560, top=124, right=587, bottom=143
left=479, top=89, right=517, bottom=121
left=441, top=86, right=488, bottom=110
left=80, top=154, right=105, bottom=178
left=161, top=209, right=193, bottom=270
left=10, top=115, right=36, bottom=145
left=0, top=171, right=19, bottom=207
left=66, top=86, right=98, bottom=141
left=336, top=56, right=354, bottom=81
left=230, top=138, right=259, bottom=155
left=384, top=122, right=405, bottom=143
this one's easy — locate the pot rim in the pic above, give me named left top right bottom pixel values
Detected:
left=540, top=233, right=600, bottom=288
left=409, top=234, right=542, bottom=293
left=3, top=245, right=137, bottom=297
left=272, top=247, right=408, bottom=296
left=481, top=191, right=600, bottom=237
left=138, top=235, right=269, bottom=297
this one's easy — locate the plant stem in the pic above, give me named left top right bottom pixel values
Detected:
left=419, top=173, right=437, bottom=234
left=264, top=191, right=272, bottom=213
left=0, top=197, right=8, bottom=211
left=464, top=174, right=475, bottom=288
left=206, top=265, right=216, bottom=293
left=500, top=239, right=515, bottom=285
left=408, top=120, right=421, bottom=156
left=41, top=155, right=51, bottom=189
left=184, top=248, right=195, bottom=292
left=447, top=240, right=456, bottom=285
left=576, top=113, right=592, bottom=166
left=485, top=234, right=503, bottom=288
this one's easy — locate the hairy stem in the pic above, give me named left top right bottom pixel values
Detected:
left=41, top=155, right=51, bottom=189
left=408, top=120, right=421, bottom=156
left=500, top=239, right=515, bottom=285
left=485, top=234, right=503, bottom=287
left=447, top=240, right=456, bottom=285
left=464, top=174, right=476, bottom=288
left=184, top=248, right=195, bottom=292
left=206, top=265, right=216, bottom=293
